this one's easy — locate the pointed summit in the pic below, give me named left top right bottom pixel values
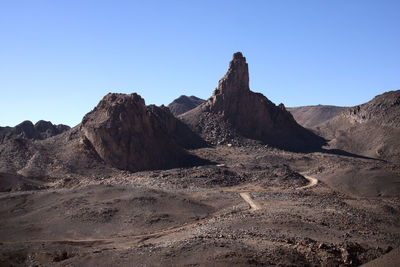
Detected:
left=181, top=52, right=326, bottom=151
left=213, top=52, right=250, bottom=97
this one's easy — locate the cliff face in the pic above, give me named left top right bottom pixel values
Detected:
left=81, top=93, right=206, bottom=172
left=181, top=52, right=325, bottom=151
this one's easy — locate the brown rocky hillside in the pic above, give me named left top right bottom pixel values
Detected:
left=315, top=90, right=400, bottom=162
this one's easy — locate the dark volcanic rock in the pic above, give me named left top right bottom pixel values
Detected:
left=0, top=120, right=70, bottom=143
left=180, top=52, right=326, bottom=151
left=81, top=93, right=207, bottom=172
left=168, top=95, right=205, bottom=116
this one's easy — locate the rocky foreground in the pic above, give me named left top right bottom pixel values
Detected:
left=1, top=145, right=399, bottom=266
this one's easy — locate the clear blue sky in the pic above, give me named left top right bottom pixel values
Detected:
left=1, top=0, right=399, bottom=127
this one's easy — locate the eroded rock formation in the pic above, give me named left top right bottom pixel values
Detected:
left=181, top=52, right=325, bottom=151
left=81, top=93, right=206, bottom=171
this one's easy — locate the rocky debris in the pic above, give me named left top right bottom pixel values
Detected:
left=168, top=95, right=205, bottom=116
left=0, top=120, right=70, bottom=143
left=81, top=93, right=208, bottom=172
left=0, top=143, right=399, bottom=266
left=180, top=52, right=326, bottom=151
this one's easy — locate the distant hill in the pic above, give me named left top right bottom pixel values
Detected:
left=168, top=95, right=205, bottom=116
left=287, top=105, right=347, bottom=128
left=315, top=90, right=400, bottom=162
left=0, top=120, right=70, bottom=143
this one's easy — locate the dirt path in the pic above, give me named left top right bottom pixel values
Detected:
left=297, top=174, right=318, bottom=190
left=239, top=192, right=261, bottom=210
left=4, top=174, right=319, bottom=247
left=238, top=174, right=318, bottom=211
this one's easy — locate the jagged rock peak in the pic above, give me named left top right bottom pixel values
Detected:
left=181, top=52, right=326, bottom=151
left=95, top=93, right=145, bottom=112
left=213, top=52, right=250, bottom=97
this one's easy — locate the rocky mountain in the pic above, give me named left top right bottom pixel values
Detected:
left=0, top=93, right=208, bottom=177
left=180, top=52, right=326, bottom=151
left=81, top=93, right=206, bottom=172
left=168, top=95, right=205, bottom=116
left=0, top=120, right=70, bottom=143
left=315, top=90, right=400, bottom=162
left=287, top=105, right=347, bottom=129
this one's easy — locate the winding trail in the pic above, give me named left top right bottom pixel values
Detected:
left=238, top=174, right=318, bottom=211
left=3, top=174, right=319, bottom=247
left=297, top=175, right=318, bottom=190
left=239, top=192, right=261, bottom=211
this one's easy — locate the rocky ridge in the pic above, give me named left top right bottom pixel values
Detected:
left=345, top=90, right=400, bottom=128
left=0, top=120, right=70, bottom=143
left=315, top=90, right=400, bottom=162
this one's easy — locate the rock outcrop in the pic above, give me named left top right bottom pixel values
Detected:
left=345, top=90, right=400, bottom=128
left=0, top=120, right=70, bottom=143
left=81, top=93, right=207, bottom=172
left=180, top=52, right=326, bottom=151
left=168, top=95, right=205, bottom=116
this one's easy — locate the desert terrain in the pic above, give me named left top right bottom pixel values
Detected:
left=0, top=53, right=399, bottom=266
left=1, top=145, right=399, bottom=266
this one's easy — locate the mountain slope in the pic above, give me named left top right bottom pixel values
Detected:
left=287, top=105, right=347, bottom=128
left=316, top=90, right=400, bottom=162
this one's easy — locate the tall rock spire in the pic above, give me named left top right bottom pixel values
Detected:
left=209, top=52, right=251, bottom=114
left=181, top=52, right=326, bottom=151
left=213, top=52, right=250, bottom=97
